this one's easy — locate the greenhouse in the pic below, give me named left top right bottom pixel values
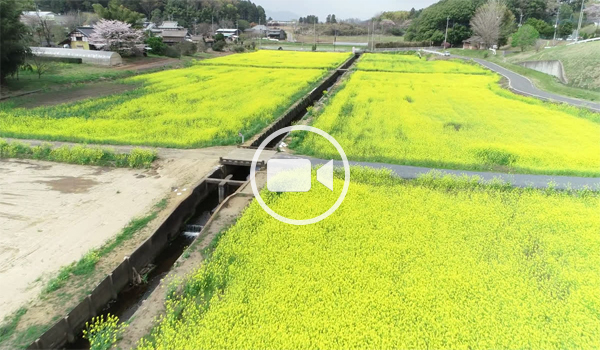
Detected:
left=30, top=47, right=123, bottom=66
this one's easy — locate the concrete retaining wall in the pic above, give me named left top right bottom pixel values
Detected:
left=518, top=60, right=568, bottom=84
left=27, top=170, right=229, bottom=349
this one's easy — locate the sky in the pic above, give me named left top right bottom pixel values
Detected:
left=261, top=0, right=439, bottom=21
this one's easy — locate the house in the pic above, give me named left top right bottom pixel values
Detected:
left=60, top=27, right=97, bottom=50
left=462, top=36, right=485, bottom=50
left=146, top=21, right=191, bottom=45
left=160, top=30, right=191, bottom=44
left=245, top=25, right=268, bottom=37
left=267, top=29, right=286, bottom=40
left=216, top=28, right=241, bottom=38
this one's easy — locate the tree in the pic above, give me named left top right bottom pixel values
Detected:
left=89, top=19, right=144, bottom=56
left=145, top=36, right=167, bottom=55
left=511, top=23, right=539, bottom=50
left=558, top=21, right=574, bottom=39
left=150, top=8, right=162, bottom=25
left=405, top=0, right=485, bottom=43
left=0, top=0, right=31, bottom=83
left=525, top=18, right=554, bottom=38
left=237, top=19, right=250, bottom=31
left=499, top=8, right=517, bottom=46
left=506, top=0, right=549, bottom=22
left=447, top=24, right=471, bottom=46
left=138, top=0, right=161, bottom=17
left=326, top=14, right=331, bottom=23
left=93, top=0, right=144, bottom=26
left=471, top=0, right=506, bottom=48
left=331, top=14, right=337, bottom=23
left=22, top=11, right=59, bottom=47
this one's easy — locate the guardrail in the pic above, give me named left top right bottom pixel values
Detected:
left=567, top=37, right=600, bottom=45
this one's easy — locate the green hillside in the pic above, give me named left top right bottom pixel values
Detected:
left=507, top=41, right=600, bottom=91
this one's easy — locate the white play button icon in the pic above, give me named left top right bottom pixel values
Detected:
left=317, top=160, right=334, bottom=191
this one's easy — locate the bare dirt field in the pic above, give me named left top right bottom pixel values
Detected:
left=0, top=146, right=232, bottom=321
left=16, top=81, right=140, bottom=108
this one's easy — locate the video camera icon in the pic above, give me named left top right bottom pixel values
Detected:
left=267, top=159, right=333, bottom=192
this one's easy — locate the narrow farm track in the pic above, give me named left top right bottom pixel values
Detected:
left=458, top=56, right=600, bottom=112
left=5, top=138, right=600, bottom=189
left=274, top=153, right=600, bottom=190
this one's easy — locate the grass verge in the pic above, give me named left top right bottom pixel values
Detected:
left=0, top=139, right=157, bottom=168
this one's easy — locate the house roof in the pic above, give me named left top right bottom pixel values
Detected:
left=159, top=30, right=189, bottom=38
left=159, top=21, right=181, bottom=29
left=75, top=27, right=95, bottom=37
left=249, top=25, right=268, bottom=31
left=463, top=35, right=483, bottom=43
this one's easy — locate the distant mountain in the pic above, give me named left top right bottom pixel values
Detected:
left=266, top=10, right=299, bottom=21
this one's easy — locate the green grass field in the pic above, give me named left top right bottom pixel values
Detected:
left=506, top=41, right=600, bottom=91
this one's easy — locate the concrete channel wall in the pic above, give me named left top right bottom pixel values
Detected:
left=250, top=53, right=361, bottom=148
left=518, top=60, right=568, bottom=84
left=27, top=172, right=228, bottom=349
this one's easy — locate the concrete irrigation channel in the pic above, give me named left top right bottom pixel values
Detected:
left=27, top=53, right=361, bottom=350
left=243, top=52, right=361, bottom=151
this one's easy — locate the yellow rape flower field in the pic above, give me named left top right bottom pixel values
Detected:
left=293, top=56, right=600, bottom=176
left=0, top=52, right=351, bottom=148
left=137, top=169, right=600, bottom=349
left=355, top=53, right=489, bottom=74
left=196, top=50, right=352, bottom=69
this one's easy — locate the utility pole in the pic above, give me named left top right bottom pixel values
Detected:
left=518, top=9, right=523, bottom=27
left=444, top=15, right=450, bottom=46
left=575, top=0, right=585, bottom=42
left=314, top=19, right=316, bottom=50
left=371, top=19, right=375, bottom=51
left=367, top=20, right=370, bottom=51
left=333, top=28, right=337, bottom=52
left=259, top=17, right=262, bottom=49
left=553, top=4, right=560, bottom=43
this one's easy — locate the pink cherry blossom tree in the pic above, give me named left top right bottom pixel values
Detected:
left=90, top=19, right=144, bottom=56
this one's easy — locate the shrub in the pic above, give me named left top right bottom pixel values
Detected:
left=232, top=45, right=245, bottom=53
left=174, top=41, right=197, bottom=56
left=212, top=40, right=226, bottom=52
left=145, top=36, right=167, bottom=56
left=164, top=46, right=181, bottom=58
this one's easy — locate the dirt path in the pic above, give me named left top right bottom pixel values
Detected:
left=0, top=145, right=234, bottom=347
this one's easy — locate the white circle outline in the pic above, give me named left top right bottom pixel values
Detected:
left=250, top=126, right=350, bottom=225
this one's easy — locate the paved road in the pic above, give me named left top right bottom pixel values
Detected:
left=274, top=153, right=600, bottom=190
left=460, top=57, right=600, bottom=112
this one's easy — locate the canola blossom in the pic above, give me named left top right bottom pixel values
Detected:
left=196, top=50, right=352, bottom=69
left=0, top=65, right=328, bottom=148
left=293, top=64, right=600, bottom=176
left=355, top=53, right=490, bottom=74
left=137, top=169, right=600, bottom=349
